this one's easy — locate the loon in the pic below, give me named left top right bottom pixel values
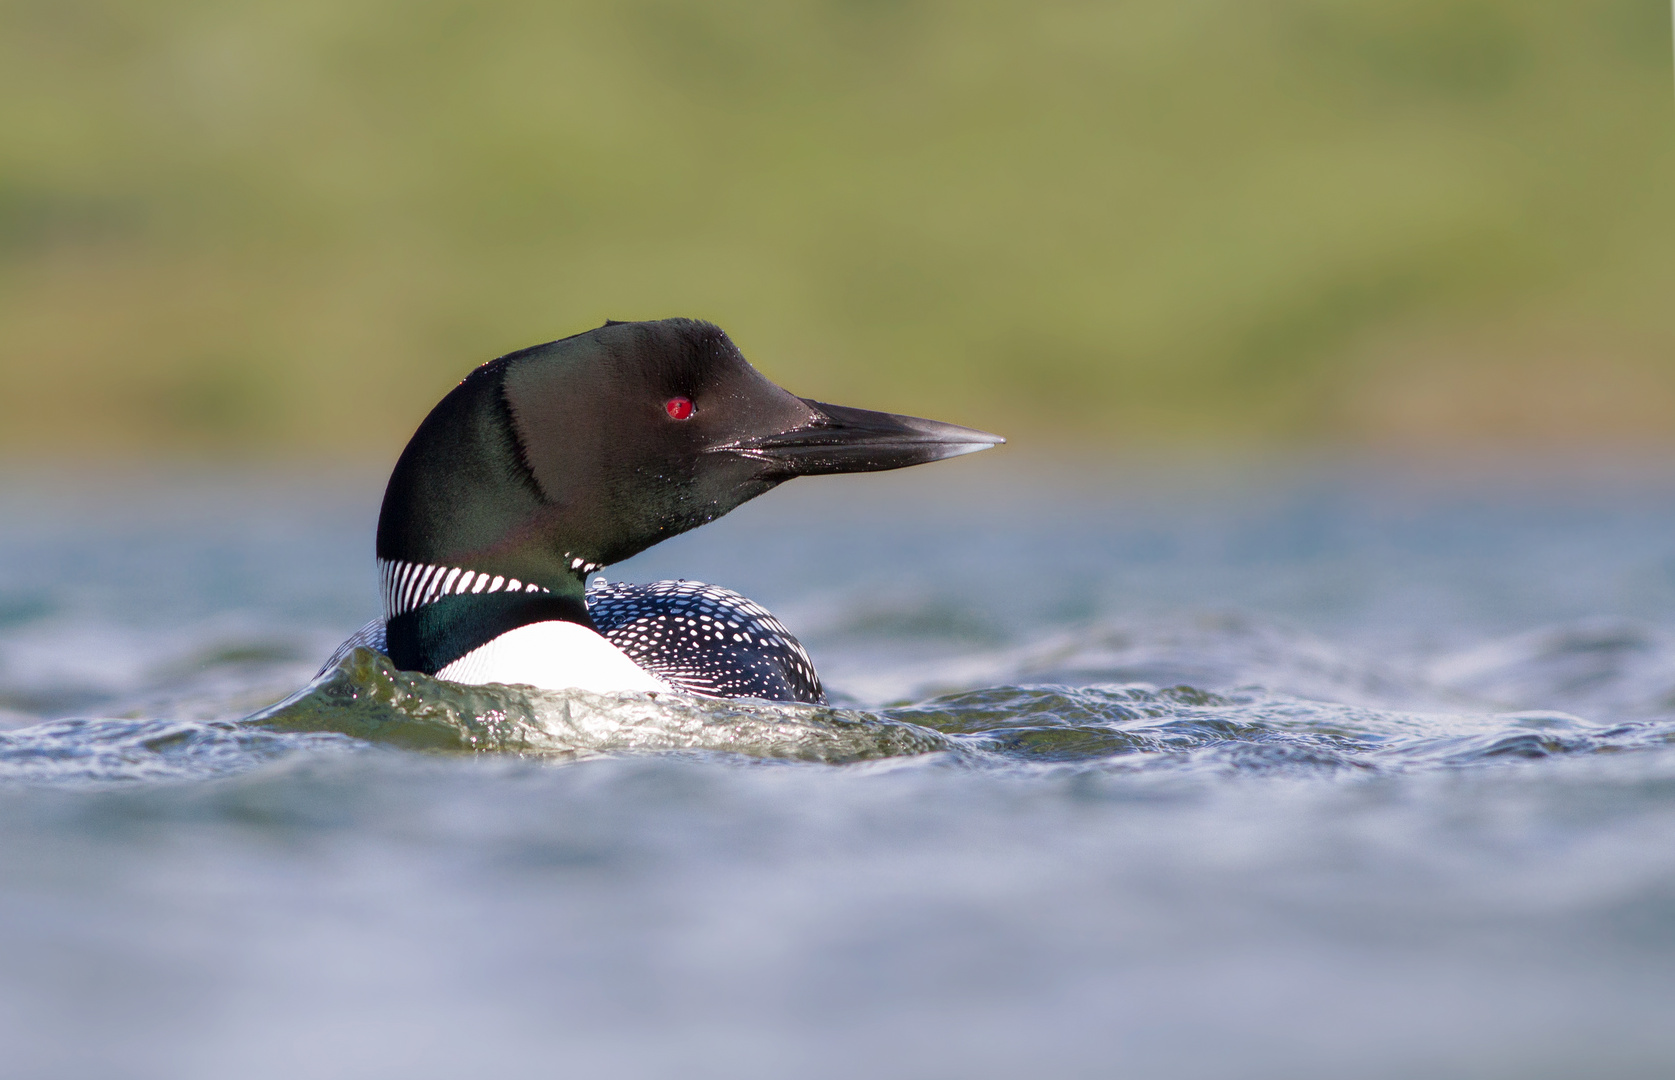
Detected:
left=322, top=317, right=1002, bottom=703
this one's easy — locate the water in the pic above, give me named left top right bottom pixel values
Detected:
left=6, top=459, right=1675, bottom=1079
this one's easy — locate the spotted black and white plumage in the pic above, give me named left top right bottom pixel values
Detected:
left=585, top=579, right=825, bottom=704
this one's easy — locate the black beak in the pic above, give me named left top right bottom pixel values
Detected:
left=712, top=399, right=1004, bottom=477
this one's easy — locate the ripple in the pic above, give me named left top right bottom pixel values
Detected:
left=0, top=716, right=349, bottom=784
left=15, top=632, right=1675, bottom=787
left=231, top=650, right=1675, bottom=778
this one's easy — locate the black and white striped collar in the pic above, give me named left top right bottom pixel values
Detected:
left=377, top=556, right=601, bottom=620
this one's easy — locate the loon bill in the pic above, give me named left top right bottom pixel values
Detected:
left=325, top=317, right=1003, bottom=703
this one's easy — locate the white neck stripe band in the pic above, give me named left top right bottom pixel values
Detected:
left=378, top=558, right=566, bottom=620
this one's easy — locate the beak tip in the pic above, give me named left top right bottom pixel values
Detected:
left=942, top=435, right=1004, bottom=460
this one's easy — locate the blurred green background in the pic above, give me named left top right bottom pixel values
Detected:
left=1, top=0, right=1672, bottom=457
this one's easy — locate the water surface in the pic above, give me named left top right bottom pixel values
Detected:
left=5, top=461, right=1675, bottom=1079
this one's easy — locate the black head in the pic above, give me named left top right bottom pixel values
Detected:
left=376, top=318, right=1002, bottom=597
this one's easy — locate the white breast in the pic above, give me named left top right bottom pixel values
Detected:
left=436, top=620, right=673, bottom=694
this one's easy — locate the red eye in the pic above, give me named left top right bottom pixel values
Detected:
left=665, top=397, right=694, bottom=420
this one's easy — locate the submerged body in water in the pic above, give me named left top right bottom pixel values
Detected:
left=321, top=578, right=826, bottom=703
left=356, top=317, right=1000, bottom=702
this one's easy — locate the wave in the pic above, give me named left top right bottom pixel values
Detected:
left=11, top=611, right=1675, bottom=785
left=245, top=649, right=1675, bottom=774
left=251, top=649, right=949, bottom=763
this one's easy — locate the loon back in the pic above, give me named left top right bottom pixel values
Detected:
left=357, top=317, right=1001, bottom=698
left=586, top=580, right=823, bottom=702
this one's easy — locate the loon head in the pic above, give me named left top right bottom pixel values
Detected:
left=376, top=317, right=1002, bottom=608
